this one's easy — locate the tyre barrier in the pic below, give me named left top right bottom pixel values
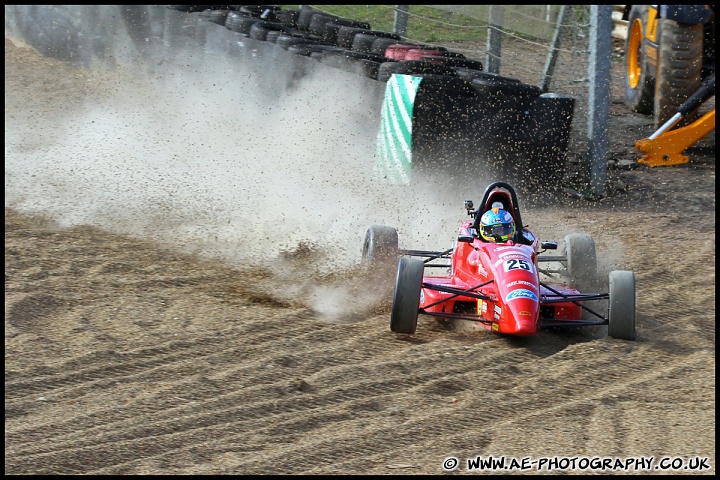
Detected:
left=369, top=37, right=405, bottom=56
left=275, top=33, right=327, bottom=50
left=420, top=55, right=482, bottom=70
left=308, top=13, right=341, bottom=37
left=6, top=5, right=576, bottom=192
left=226, top=14, right=263, bottom=34
left=248, top=21, right=293, bottom=41
left=273, top=9, right=300, bottom=28
left=295, top=5, right=318, bottom=31
left=322, top=20, right=372, bottom=46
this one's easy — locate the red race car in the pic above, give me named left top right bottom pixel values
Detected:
left=363, top=182, right=636, bottom=340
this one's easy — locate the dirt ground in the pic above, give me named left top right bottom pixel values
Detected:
left=4, top=21, right=715, bottom=476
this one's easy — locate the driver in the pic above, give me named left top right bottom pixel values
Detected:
left=479, top=206, right=516, bottom=243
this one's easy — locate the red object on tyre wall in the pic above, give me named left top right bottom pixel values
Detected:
left=384, top=44, right=424, bottom=60
left=403, top=48, right=444, bottom=61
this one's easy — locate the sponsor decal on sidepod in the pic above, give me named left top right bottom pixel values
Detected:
left=505, top=288, right=538, bottom=302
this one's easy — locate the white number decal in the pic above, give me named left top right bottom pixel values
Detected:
left=503, top=259, right=534, bottom=273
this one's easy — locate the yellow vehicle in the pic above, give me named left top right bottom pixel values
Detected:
left=623, top=5, right=715, bottom=166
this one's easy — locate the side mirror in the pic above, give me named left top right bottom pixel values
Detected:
left=541, top=241, right=558, bottom=250
left=458, top=228, right=478, bottom=243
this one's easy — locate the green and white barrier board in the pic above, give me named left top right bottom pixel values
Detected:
left=374, top=74, right=423, bottom=185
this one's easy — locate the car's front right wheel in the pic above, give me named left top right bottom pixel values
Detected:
left=608, top=270, right=636, bottom=340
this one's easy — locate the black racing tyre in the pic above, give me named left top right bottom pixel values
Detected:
left=608, top=270, right=636, bottom=340
left=265, top=30, right=283, bottom=43
left=624, top=5, right=654, bottom=114
left=248, top=21, right=293, bottom=41
left=321, top=23, right=346, bottom=45
left=654, top=17, right=704, bottom=128
left=421, top=55, right=482, bottom=71
left=296, top=5, right=319, bottom=31
left=319, top=53, right=355, bottom=72
left=390, top=257, right=424, bottom=334
left=352, top=33, right=384, bottom=53
left=273, top=9, right=300, bottom=28
left=362, top=225, right=399, bottom=266
left=370, top=37, right=404, bottom=56
left=335, top=26, right=372, bottom=49
left=354, top=59, right=382, bottom=79
left=308, top=13, right=339, bottom=36
left=323, top=49, right=386, bottom=63
left=322, top=18, right=372, bottom=44
left=288, top=43, right=343, bottom=57
left=439, top=50, right=465, bottom=59
left=224, top=11, right=249, bottom=30
left=275, top=33, right=326, bottom=50
left=351, top=31, right=402, bottom=52
left=376, top=60, right=458, bottom=83
left=226, top=15, right=262, bottom=34
left=320, top=53, right=355, bottom=72
left=563, top=233, right=597, bottom=290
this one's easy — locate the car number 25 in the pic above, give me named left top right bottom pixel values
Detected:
left=503, top=258, right=535, bottom=274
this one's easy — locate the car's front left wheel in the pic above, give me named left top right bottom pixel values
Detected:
left=390, top=257, right=424, bottom=334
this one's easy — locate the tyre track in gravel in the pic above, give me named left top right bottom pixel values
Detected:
left=5, top=322, right=506, bottom=464
left=75, top=339, right=713, bottom=475
left=9, top=290, right=704, bottom=470
left=6, top=205, right=715, bottom=474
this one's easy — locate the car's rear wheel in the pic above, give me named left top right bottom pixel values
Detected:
left=390, top=257, right=424, bottom=334
left=608, top=270, right=636, bottom=340
left=564, top=233, right=597, bottom=290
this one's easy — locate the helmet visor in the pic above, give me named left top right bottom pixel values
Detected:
left=482, top=223, right=514, bottom=239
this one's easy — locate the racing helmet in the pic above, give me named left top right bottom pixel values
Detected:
left=479, top=207, right=516, bottom=242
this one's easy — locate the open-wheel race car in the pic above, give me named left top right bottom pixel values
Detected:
left=362, top=182, right=636, bottom=340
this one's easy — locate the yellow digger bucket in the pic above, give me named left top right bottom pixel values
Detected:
left=635, top=109, right=715, bottom=166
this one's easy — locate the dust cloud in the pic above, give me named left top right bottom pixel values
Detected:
left=6, top=12, right=441, bottom=259
left=4, top=6, right=485, bottom=319
left=5, top=6, right=620, bottom=321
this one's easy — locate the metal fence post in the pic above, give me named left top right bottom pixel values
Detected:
left=486, top=5, right=504, bottom=74
left=540, top=5, right=568, bottom=92
left=586, top=5, right=613, bottom=196
left=394, top=5, right=409, bottom=39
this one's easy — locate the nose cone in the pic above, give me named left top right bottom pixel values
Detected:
left=504, top=295, right=539, bottom=336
